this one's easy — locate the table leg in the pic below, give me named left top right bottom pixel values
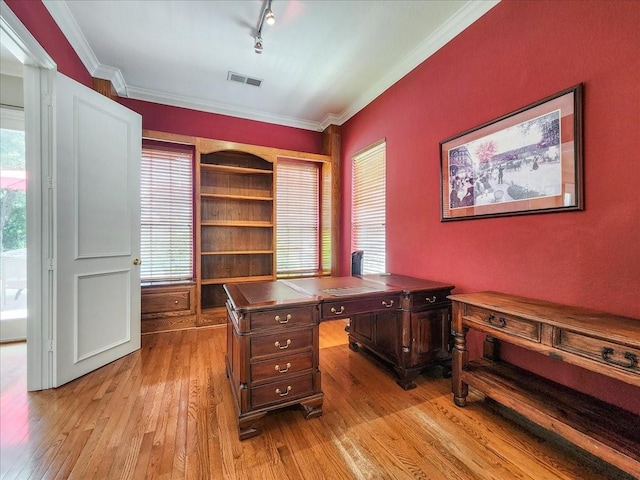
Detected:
left=452, top=327, right=469, bottom=407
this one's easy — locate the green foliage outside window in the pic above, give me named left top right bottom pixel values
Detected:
left=1, top=128, right=26, bottom=252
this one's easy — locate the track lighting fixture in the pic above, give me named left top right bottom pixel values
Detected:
left=265, top=8, right=275, bottom=26
left=254, top=35, right=264, bottom=54
left=254, top=0, right=275, bottom=54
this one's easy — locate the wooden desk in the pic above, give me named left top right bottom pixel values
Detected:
left=224, top=274, right=454, bottom=439
left=450, top=292, right=640, bottom=478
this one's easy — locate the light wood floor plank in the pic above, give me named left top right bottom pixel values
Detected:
left=1, top=320, right=633, bottom=480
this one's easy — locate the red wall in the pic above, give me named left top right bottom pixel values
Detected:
left=341, top=0, right=640, bottom=414
left=118, top=98, right=324, bottom=154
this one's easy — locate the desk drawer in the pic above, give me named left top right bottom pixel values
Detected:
left=250, top=328, right=314, bottom=358
left=322, top=294, right=399, bottom=319
left=249, top=306, right=315, bottom=331
left=250, top=374, right=314, bottom=409
left=410, top=289, right=452, bottom=309
left=463, top=305, right=540, bottom=341
left=250, top=351, right=314, bottom=383
left=554, top=329, right=640, bottom=374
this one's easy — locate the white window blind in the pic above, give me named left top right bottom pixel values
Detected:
left=352, top=141, right=386, bottom=274
left=140, top=146, right=193, bottom=282
left=276, top=159, right=320, bottom=276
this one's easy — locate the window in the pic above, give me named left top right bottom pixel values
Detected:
left=140, top=145, right=193, bottom=282
left=1, top=111, right=27, bottom=325
left=352, top=140, right=386, bottom=274
left=276, top=159, right=322, bottom=277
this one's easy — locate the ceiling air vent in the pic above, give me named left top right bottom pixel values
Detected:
left=227, top=71, right=263, bottom=87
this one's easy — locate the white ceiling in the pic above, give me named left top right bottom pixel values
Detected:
left=41, top=0, right=498, bottom=131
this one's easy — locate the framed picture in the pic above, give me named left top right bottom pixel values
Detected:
left=440, top=84, right=583, bottom=221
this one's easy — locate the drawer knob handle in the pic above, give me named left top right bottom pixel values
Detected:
left=382, top=300, right=394, bottom=308
left=275, top=362, right=291, bottom=373
left=174, top=300, right=179, bottom=304
left=276, top=386, right=292, bottom=397
left=274, top=339, right=291, bottom=350
left=425, top=296, right=436, bottom=303
left=275, top=314, right=292, bottom=324
left=601, top=347, right=637, bottom=369
left=487, top=314, right=506, bottom=328
left=331, top=306, right=345, bottom=315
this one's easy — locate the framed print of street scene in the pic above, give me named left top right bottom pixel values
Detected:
left=440, top=84, right=583, bottom=221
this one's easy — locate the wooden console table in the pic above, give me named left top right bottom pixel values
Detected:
left=224, top=274, right=453, bottom=439
left=450, top=292, right=640, bottom=478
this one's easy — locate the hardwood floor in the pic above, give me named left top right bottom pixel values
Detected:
left=0, top=320, right=632, bottom=480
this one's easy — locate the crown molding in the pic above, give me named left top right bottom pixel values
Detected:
left=43, top=0, right=99, bottom=73
left=43, top=0, right=127, bottom=96
left=332, top=0, right=500, bottom=126
left=40, top=0, right=498, bottom=132
left=319, top=113, right=342, bottom=131
left=43, top=0, right=126, bottom=96
left=93, top=64, right=127, bottom=96
left=41, top=0, right=321, bottom=130
left=44, top=0, right=125, bottom=96
left=127, top=85, right=322, bottom=131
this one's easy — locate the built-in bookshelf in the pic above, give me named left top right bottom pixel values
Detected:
left=141, top=130, right=337, bottom=328
left=198, top=150, right=275, bottom=323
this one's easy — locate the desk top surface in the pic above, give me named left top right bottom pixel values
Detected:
left=224, top=274, right=454, bottom=311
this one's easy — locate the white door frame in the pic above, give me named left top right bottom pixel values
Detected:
left=1, top=0, right=56, bottom=390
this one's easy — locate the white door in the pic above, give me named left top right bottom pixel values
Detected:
left=54, top=72, right=141, bottom=387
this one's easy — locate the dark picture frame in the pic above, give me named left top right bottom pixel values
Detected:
left=440, top=84, right=583, bottom=221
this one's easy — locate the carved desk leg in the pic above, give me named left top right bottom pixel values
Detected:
left=238, top=411, right=267, bottom=440
left=300, top=395, right=324, bottom=419
left=300, top=371, right=323, bottom=419
left=452, top=327, right=469, bottom=407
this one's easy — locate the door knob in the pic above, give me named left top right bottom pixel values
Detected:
left=133, top=258, right=141, bottom=265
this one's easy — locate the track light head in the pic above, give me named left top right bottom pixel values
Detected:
left=265, top=9, right=275, bottom=26
left=254, top=0, right=274, bottom=54
left=254, top=36, right=263, bottom=54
